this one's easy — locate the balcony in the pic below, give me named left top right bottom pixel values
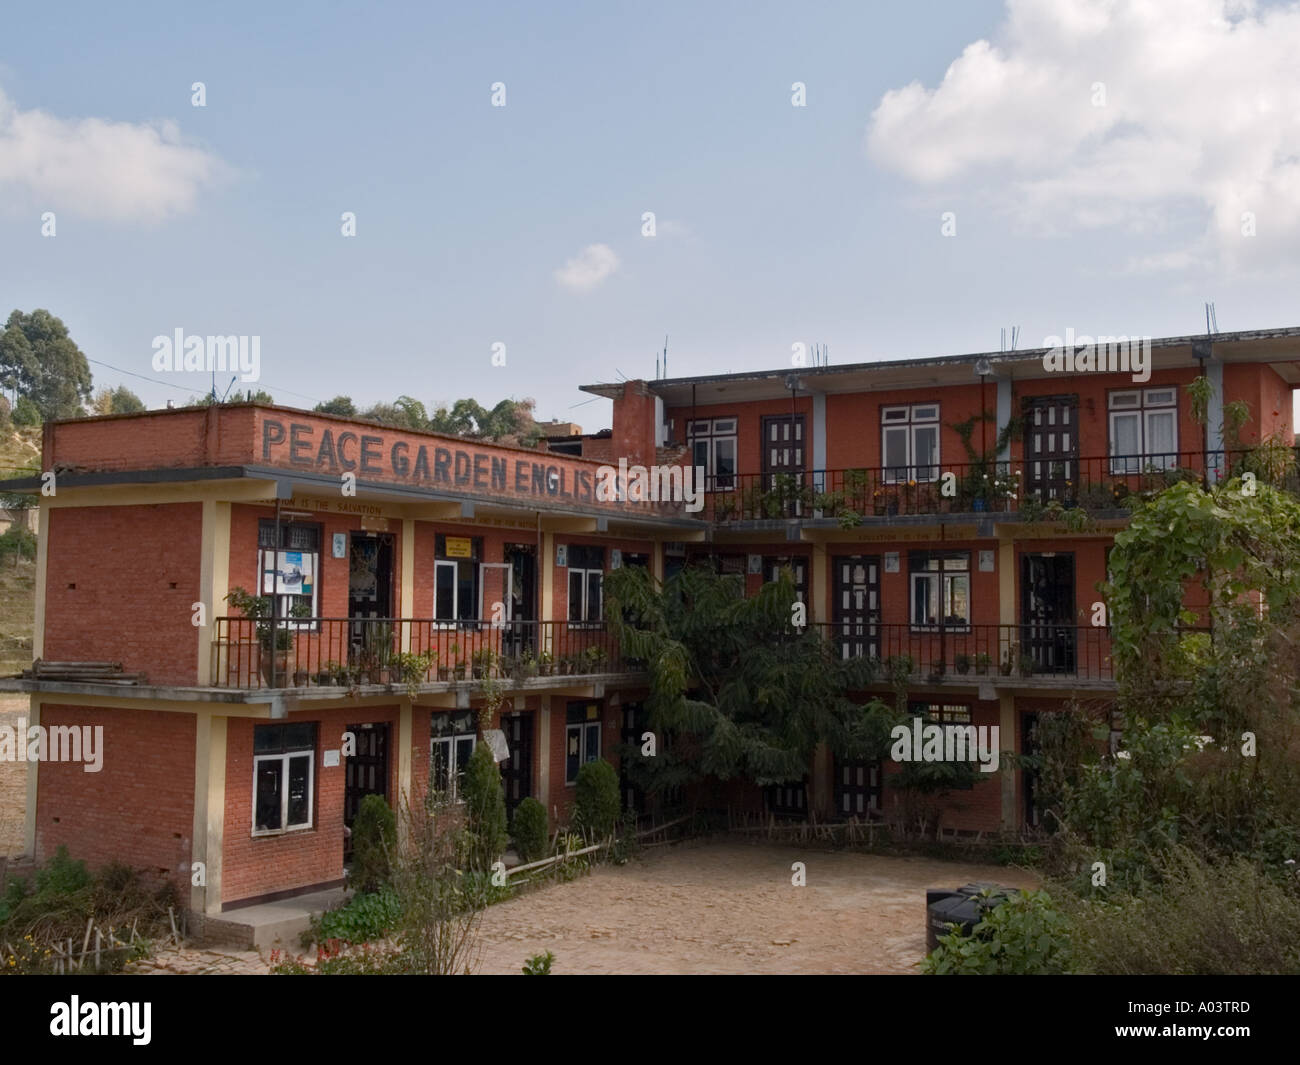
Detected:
left=701, top=447, right=1300, bottom=523
left=210, top=618, right=632, bottom=691
left=811, top=622, right=1118, bottom=689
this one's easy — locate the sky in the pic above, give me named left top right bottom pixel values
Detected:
left=2, top=0, right=1299, bottom=430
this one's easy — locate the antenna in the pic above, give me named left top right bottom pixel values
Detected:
left=1205, top=301, right=1218, bottom=334
left=663, top=335, right=668, bottom=378
left=1012, top=326, right=1019, bottom=350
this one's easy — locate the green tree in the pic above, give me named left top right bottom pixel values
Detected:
left=604, top=564, right=897, bottom=800
left=460, top=742, right=508, bottom=873
left=349, top=794, right=397, bottom=894
left=313, top=395, right=357, bottom=417
left=0, top=310, right=93, bottom=421
left=574, top=759, right=621, bottom=839
left=91, top=386, right=146, bottom=415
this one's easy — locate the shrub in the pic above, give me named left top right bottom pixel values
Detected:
left=511, top=797, right=549, bottom=863
left=522, top=950, right=554, bottom=975
left=922, top=890, right=1073, bottom=975
left=1061, top=847, right=1300, bottom=975
left=349, top=794, right=396, bottom=894
left=312, top=887, right=402, bottom=946
left=11, top=396, right=40, bottom=428
left=461, top=742, right=508, bottom=872
left=574, top=759, right=621, bottom=839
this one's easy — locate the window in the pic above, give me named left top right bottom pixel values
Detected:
left=257, top=520, right=321, bottom=625
left=687, top=417, right=738, bottom=491
left=1109, top=389, right=1177, bottom=474
left=253, top=723, right=316, bottom=834
left=881, top=405, right=940, bottom=483
left=430, top=710, right=476, bottom=802
left=434, top=535, right=483, bottom=624
left=910, top=552, right=971, bottom=630
left=565, top=702, right=603, bottom=784
left=566, top=545, right=604, bottom=625
left=908, top=702, right=973, bottom=724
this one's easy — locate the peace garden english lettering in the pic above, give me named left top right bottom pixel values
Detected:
left=263, top=418, right=610, bottom=504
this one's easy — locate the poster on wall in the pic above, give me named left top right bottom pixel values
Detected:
left=261, top=550, right=314, bottom=597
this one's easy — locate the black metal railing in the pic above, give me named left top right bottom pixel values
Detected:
left=211, top=617, right=625, bottom=689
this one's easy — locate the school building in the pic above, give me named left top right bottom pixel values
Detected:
left=1, top=324, right=1297, bottom=929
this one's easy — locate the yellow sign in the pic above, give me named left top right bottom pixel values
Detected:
left=444, top=537, right=473, bottom=558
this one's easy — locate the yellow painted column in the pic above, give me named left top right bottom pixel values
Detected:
left=537, top=696, right=551, bottom=821
left=999, top=693, right=1017, bottom=831
left=23, top=700, right=39, bottom=857
left=197, top=501, right=232, bottom=684
left=190, top=713, right=227, bottom=915
left=398, top=701, right=413, bottom=808
left=541, top=531, right=555, bottom=622
left=811, top=541, right=829, bottom=626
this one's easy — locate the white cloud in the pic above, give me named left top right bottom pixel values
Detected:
left=866, top=0, right=1300, bottom=269
left=0, top=87, right=222, bottom=222
left=554, top=243, right=621, bottom=290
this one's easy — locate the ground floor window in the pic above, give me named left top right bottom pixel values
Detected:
left=834, top=757, right=881, bottom=818
left=566, top=701, right=602, bottom=784
left=253, top=723, right=317, bottom=834
left=431, top=709, right=476, bottom=802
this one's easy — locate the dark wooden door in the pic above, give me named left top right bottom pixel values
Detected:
left=1024, top=395, right=1079, bottom=502
left=344, top=722, right=390, bottom=861
left=834, top=756, right=882, bottom=820
left=500, top=712, right=533, bottom=816
left=620, top=703, right=646, bottom=816
left=1020, top=553, right=1076, bottom=674
left=761, top=414, right=807, bottom=517
left=832, top=555, right=881, bottom=660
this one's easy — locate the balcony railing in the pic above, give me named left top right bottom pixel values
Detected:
left=211, top=617, right=626, bottom=690
left=701, top=447, right=1300, bottom=521
left=812, top=622, right=1117, bottom=683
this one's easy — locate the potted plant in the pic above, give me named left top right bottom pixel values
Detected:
left=954, top=653, right=972, bottom=675
left=538, top=649, right=554, bottom=676
left=515, top=650, right=538, bottom=680
left=927, top=658, right=947, bottom=683
left=359, top=621, right=394, bottom=684
left=293, top=665, right=310, bottom=687
left=999, top=647, right=1015, bottom=677
left=453, top=647, right=468, bottom=681
left=471, top=647, right=497, bottom=679
left=1018, top=653, right=1036, bottom=677
left=224, top=586, right=309, bottom=688
left=438, top=643, right=455, bottom=681
left=974, top=652, right=992, bottom=676
left=584, top=645, right=608, bottom=672
left=394, top=650, right=435, bottom=698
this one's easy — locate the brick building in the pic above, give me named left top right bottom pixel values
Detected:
left=2, top=325, right=1297, bottom=926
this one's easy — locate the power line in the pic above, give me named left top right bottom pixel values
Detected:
left=84, top=357, right=326, bottom=406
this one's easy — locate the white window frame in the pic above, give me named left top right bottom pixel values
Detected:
left=566, top=546, right=605, bottom=628
left=1109, top=389, right=1178, bottom=474
left=909, top=553, right=971, bottom=632
left=881, top=404, right=940, bottom=484
left=430, top=721, right=476, bottom=804
left=687, top=417, right=738, bottom=492
left=434, top=558, right=461, bottom=627
left=252, top=749, right=315, bottom=836
left=564, top=721, right=602, bottom=785
left=257, top=525, right=321, bottom=630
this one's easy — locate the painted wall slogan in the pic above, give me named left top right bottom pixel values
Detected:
left=260, top=417, right=663, bottom=510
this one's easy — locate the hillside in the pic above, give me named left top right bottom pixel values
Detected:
left=0, top=424, right=40, bottom=674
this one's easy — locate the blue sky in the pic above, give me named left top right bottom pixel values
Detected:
left=3, top=0, right=1298, bottom=428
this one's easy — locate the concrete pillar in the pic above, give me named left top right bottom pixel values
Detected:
left=537, top=696, right=552, bottom=818
left=999, top=693, right=1017, bottom=832
left=23, top=700, right=39, bottom=857
left=812, top=391, right=827, bottom=490
left=400, top=518, right=415, bottom=651
left=191, top=712, right=227, bottom=916
left=197, top=501, right=231, bottom=684
left=996, top=375, right=1013, bottom=463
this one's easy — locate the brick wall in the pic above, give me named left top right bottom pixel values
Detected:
left=221, top=704, right=399, bottom=906
left=35, top=705, right=196, bottom=896
left=45, top=503, right=203, bottom=686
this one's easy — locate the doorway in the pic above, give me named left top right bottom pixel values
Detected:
left=502, top=543, right=537, bottom=656
left=500, top=712, right=533, bottom=816
left=760, top=414, right=807, bottom=517
left=349, top=532, right=394, bottom=650
left=832, top=554, right=881, bottom=661
left=1020, top=553, right=1076, bottom=673
left=1023, top=395, right=1079, bottom=502
left=344, top=722, right=390, bottom=862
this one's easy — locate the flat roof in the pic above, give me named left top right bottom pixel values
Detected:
left=581, top=325, right=1300, bottom=405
